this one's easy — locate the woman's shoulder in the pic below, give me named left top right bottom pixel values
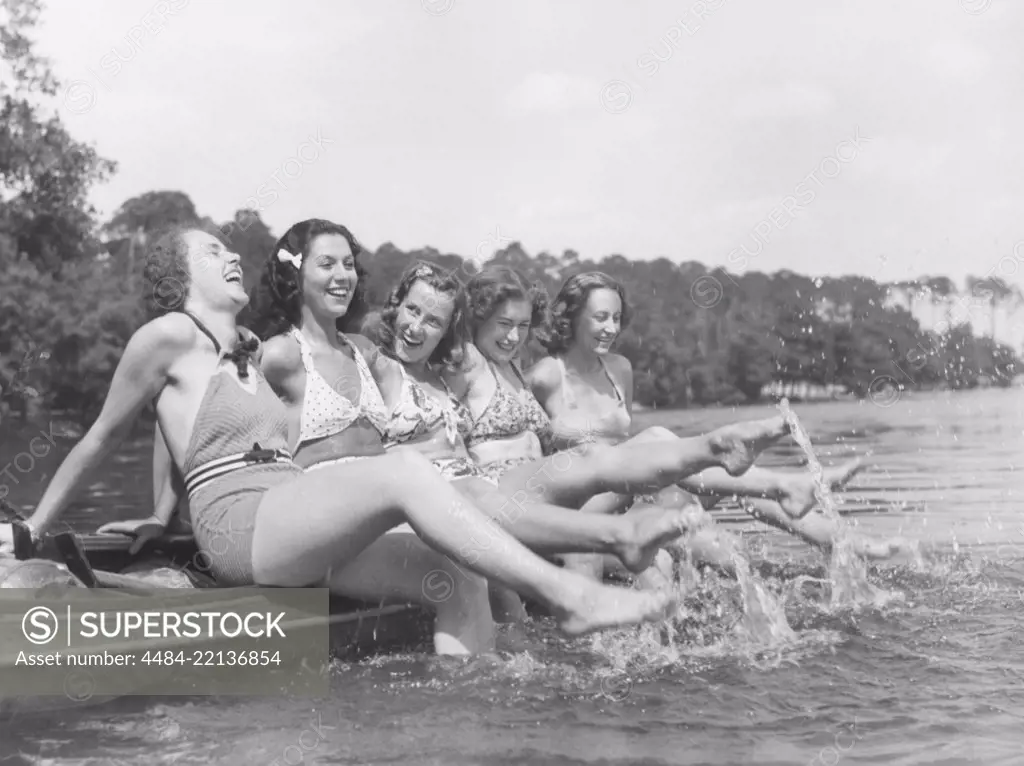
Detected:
left=457, top=343, right=489, bottom=378
left=605, top=353, right=633, bottom=378
left=526, top=355, right=561, bottom=393
left=260, top=333, right=302, bottom=381
left=126, top=313, right=204, bottom=359
left=344, top=332, right=381, bottom=364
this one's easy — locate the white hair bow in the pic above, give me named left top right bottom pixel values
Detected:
left=277, top=249, right=302, bottom=270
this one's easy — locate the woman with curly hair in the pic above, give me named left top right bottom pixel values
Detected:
left=367, top=262, right=818, bottom=615
left=242, top=219, right=776, bottom=638
left=527, top=271, right=911, bottom=571
left=398, top=265, right=798, bottom=521
left=68, top=222, right=712, bottom=655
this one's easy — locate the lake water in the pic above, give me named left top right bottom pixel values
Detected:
left=1, top=387, right=1022, bottom=765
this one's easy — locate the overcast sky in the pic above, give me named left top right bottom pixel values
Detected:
left=32, top=0, right=1024, bottom=297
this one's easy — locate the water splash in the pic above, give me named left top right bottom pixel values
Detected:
left=730, top=548, right=796, bottom=647
left=778, top=398, right=885, bottom=608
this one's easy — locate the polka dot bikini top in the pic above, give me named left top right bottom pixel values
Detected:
left=290, top=327, right=390, bottom=447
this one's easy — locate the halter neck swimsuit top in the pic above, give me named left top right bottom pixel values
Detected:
left=382, top=364, right=473, bottom=448
left=181, top=313, right=294, bottom=478
left=178, top=312, right=300, bottom=588
left=548, top=356, right=631, bottom=445
left=289, top=327, right=390, bottom=447
left=464, top=360, right=553, bottom=453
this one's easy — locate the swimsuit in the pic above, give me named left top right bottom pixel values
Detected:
left=382, top=366, right=495, bottom=485
left=464, top=361, right=554, bottom=480
left=180, top=313, right=302, bottom=586
left=544, top=357, right=659, bottom=505
left=290, top=327, right=389, bottom=449
left=548, top=356, right=631, bottom=448
left=382, top=364, right=472, bottom=449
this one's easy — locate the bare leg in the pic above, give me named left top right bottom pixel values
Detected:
left=599, top=549, right=674, bottom=588
left=453, top=477, right=697, bottom=573
left=741, top=499, right=913, bottom=560
left=327, top=531, right=495, bottom=655
left=249, top=451, right=674, bottom=636
left=451, top=476, right=699, bottom=622
left=489, top=584, right=529, bottom=624
left=498, top=417, right=792, bottom=512
left=559, top=492, right=631, bottom=580
left=552, top=485, right=742, bottom=581
left=680, top=462, right=865, bottom=517
left=630, top=426, right=865, bottom=517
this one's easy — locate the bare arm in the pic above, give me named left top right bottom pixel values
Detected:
left=259, top=334, right=306, bottom=452
left=525, top=356, right=560, bottom=411
left=613, top=354, right=635, bottom=416
left=446, top=342, right=489, bottom=414
left=151, top=421, right=184, bottom=526
left=27, top=317, right=187, bottom=536
left=350, top=335, right=406, bottom=411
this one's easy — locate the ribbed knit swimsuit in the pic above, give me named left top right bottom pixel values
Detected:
left=181, top=313, right=301, bottom=585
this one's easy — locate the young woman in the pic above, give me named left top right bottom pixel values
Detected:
left=528, top=271, right=910, bottom=563
left=367, top=262, right=799, bottom=519
left=354, top=257, right=806, bottom=622
left=0, top=225, right=682, bottom=645
left=244, top=220, right=713, bottom=637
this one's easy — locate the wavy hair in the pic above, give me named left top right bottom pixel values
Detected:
left=538, top=271, right=632, bottom=354
left=248, top=218, right=369, bottom=340
left=141, top=224, right=204, bottom=319
left=377, top=261, right=467, bottom=371
left=463, top=266, right=549, bottom=342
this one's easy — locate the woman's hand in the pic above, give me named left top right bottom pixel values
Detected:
left=96, top=516, right=167, bottom=555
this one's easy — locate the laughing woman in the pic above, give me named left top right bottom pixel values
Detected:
left=356, top=256, right=810, bottom=605
left=371, top=263, right=801, bottom=521
left=246, top=220, right=721, bottom=632
left=527, top=271, right=906, bottom=565
left=2, top=226, right=691, bottom=653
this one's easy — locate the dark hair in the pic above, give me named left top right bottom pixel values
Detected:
left=463, top=266, right=549, bottom=342
left=377, top=261, right=467, bottom=371
left=539, top=271, right=632, bottom=354
left=248, top=218, right=369, bottom=340
left=141, top=224, right=203, bottom=318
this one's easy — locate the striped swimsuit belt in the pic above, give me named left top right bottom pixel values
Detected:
left=184, top=443, right=294, bottom=499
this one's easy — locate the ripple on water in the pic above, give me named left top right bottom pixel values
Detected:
left=2, top=390, right=1022, bottom=763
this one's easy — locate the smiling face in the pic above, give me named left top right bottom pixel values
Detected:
left=300, top=233, right=358, bottom=319
left=573, top=288, right=623, bottom=356
left=475, top=298, right=532, bottom=364
left=393, top=280, right=456, bottom=365
left=184, top=230, right=247, bottom=311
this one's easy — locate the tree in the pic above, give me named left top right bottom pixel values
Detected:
left=965, top=275, right=1022, bottom=340
left=1, top=0, right=116, bottom=273
left=103, top=191, right=200, bottom=240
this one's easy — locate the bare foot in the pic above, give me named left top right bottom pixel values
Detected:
left=686, top=526, right=740, bottom=575
left=709, top=416, right=790, bottom=476
left=776, top=458, right=866, bottom=517
left=616, top=505, right=707, bottom=573
left=635, top=549, right=675, bottom=592
left=555, top=576, right=676, bottom=636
